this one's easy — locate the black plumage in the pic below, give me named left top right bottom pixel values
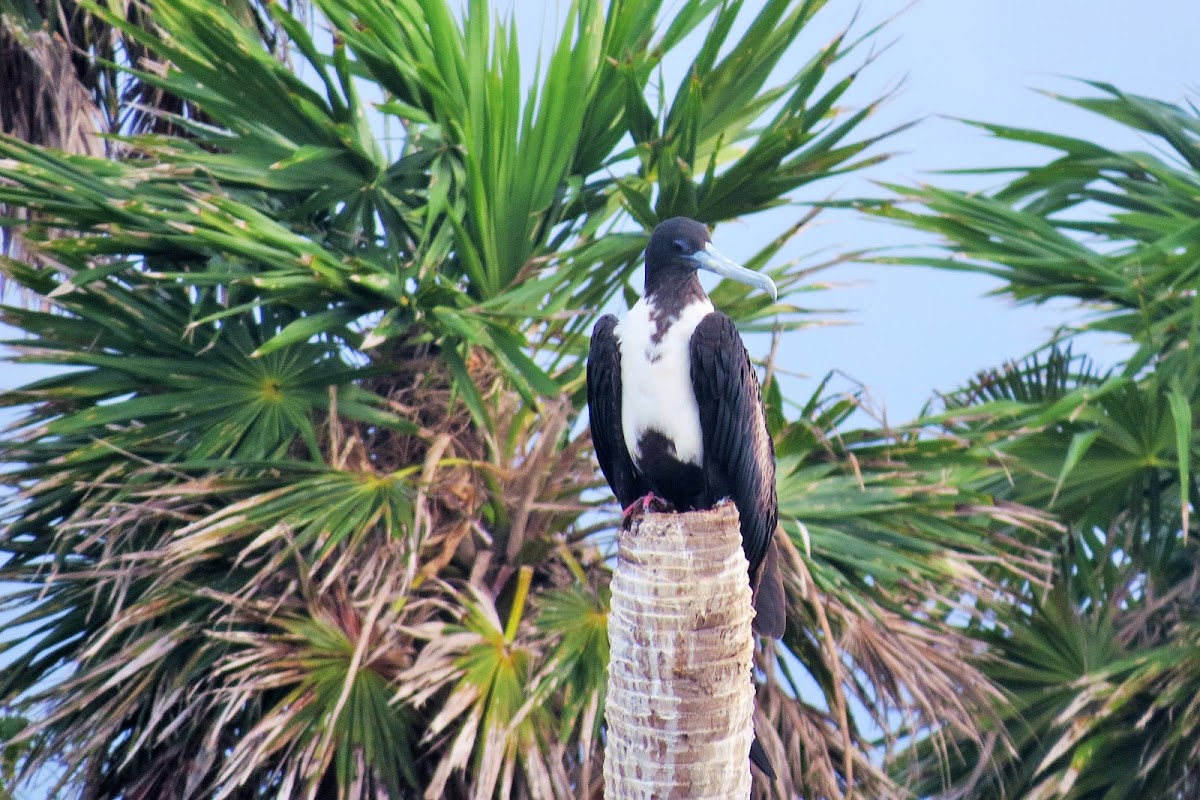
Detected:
left=586, top=217, right=785, bottom=639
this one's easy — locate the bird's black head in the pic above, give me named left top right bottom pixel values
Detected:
left=643, top=217, right=711, bottom=300
left=646, top=217, right=711, bottom=266
left=642, top=217, right=777, bottom=303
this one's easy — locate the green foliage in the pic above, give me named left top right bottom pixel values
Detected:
left=0, top=715, right=29, bottom=799
left=758, top=378, right=1058, bottom=796
left=0, top=0, right=942, bottom=797
left=874, top=84, right=1200, bottom=799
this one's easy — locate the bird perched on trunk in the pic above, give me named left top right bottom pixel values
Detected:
left=586, top=217, right=786, bottom=639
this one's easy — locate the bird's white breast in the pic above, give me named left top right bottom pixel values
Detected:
left=615, top=296, right=714, bottom=467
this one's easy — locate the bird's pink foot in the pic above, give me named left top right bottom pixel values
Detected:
left=621, top=493, right=675, bottom=528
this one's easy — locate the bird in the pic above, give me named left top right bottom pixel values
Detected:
left=587, top=215, right=785, bottom=635
left=587, top=217, right=787, bottom=776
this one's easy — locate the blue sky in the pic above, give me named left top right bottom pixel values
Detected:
left=3, top=0, right=1199, bottom=422
left=761, top=0, right=1200, bottom=422
left=0, top=3, right=1194, bottom=793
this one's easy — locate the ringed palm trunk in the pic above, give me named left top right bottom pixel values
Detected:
left=604, top=501, right=756, bottom=799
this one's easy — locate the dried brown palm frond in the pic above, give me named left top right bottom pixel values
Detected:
left=488, top=395, right=598, bottom=581
left=355, top=337, right=498, bottom=474
left=331, top=340, right=495, bottom=592
left=201, top=530, right=433, bottom=800
left=0, top=0, right=930, bottom=796
left=739, top=484, right=1032, bottom=796
left=7, top=450, right=446, bottom=797
left=2, top=469, right=220, bottom=793
left=753, top=566, right=1009, bottom=800
left=392, top=578, right=579, bottom=800
left=0, top=17, right=101, bottom=156
left=2, top=0, right=297, bottom=143
left=753, top=685, right=895, bottom=800
left=0, top=14, right=102, bottom=265
left=338, top=335, right=598, bottom=592
left=837, top=600, right=1004, bottom=772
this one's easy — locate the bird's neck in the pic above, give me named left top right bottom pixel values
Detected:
left=644, top=270, right=707, bottom=317
left=637, top=276, right=713, bottom=347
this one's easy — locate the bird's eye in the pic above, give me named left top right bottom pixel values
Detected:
left=672, top=239, right=688, bottom=253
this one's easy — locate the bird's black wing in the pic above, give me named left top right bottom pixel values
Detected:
left=689, top=311, right=778, bottom=578
left=587, top=315, right=644, bottom=509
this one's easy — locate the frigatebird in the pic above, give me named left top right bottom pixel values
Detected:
left=586, top=217, right=786, bottom=639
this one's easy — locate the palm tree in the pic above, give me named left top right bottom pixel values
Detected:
left=873, top=83, right=1200, bottom=799
left=0, top=0, right=1040, bottom=797
left=0, top=0, right=294, bottom=148
left=0, top=0, right=294, bottom=262
left=605, top=506, right=756, bottom=798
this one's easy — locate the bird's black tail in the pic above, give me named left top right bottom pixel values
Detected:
left=750, top=736, right=776, bottom=780
left=751, top=536, right=786, bottom=639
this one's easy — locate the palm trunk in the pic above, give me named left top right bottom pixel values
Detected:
left=604, top=501, right=756, bottom=799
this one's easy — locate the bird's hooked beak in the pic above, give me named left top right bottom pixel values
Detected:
left=690, top=242, right=778, bottom=301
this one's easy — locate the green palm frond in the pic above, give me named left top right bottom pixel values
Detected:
left=872, top=84, right=1200, bottom=800
left=867, top=83, right=1200, bottom=374
left=0, top=0, right=888, bottom=430
left=751, top=378, right=1059, bottom=796
left=0, top=0, right=299, bottom=266
left=903, top=555, right=1200, bottom=800
left=392, top=578, right=568, bottom=799
left=0, top=0, right=917, bottom=797
left=945, top=343, right=1109, bottom=409
left=532, top=586, right=608, bottom=753
left=212, top=596, right=421, bottom=797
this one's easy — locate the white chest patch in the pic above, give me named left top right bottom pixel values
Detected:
left=615, top=297, right=713, bottom=467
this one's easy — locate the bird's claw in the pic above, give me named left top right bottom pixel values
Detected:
left=621, top=493, right=675, bottom=528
